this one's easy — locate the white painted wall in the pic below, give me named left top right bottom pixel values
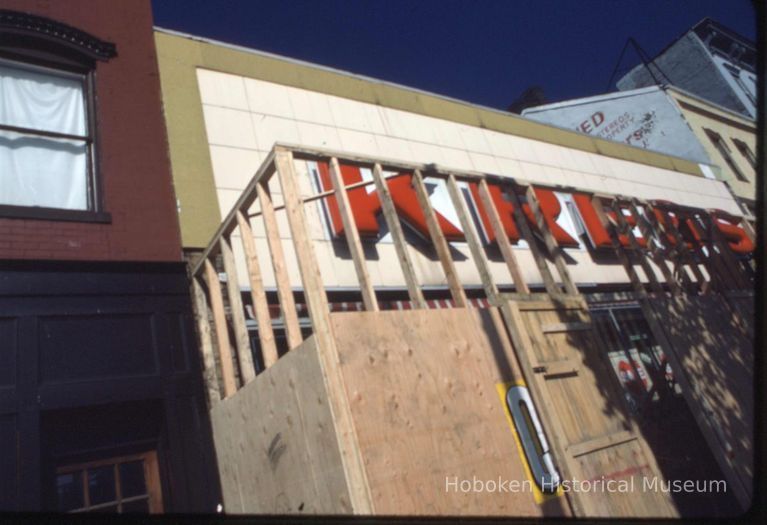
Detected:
left=196, top=68, right=739, bottom=291
left=522, top=88, right=712, bottom=164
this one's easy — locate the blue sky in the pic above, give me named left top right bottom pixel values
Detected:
left=153, top=0, right=757, bottom=109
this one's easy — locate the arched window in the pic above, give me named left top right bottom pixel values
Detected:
left=0, top=10, right=116, bottom=221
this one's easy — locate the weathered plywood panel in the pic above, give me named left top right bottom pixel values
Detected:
left=648, top=295, right=753, bottom=507
left=502, top=299, right=678, bottom=518
left=210, top=337, right=352, bottom=514
left=330, top=308, right=567, bottom=517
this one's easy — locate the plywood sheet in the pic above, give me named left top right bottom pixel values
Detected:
left=330, top=307, right=566, bottom=517
left=502, top=299, right=678, bottom=518
left=209, top=337, right=351, bottom=514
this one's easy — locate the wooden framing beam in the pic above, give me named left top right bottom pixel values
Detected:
left=274, top=147, right=374, bottom=513
left=524, top=185, right=579, bottom=295
left=191, top=277, right=221, bottom=407
left=476, top=178, right=529, bottom=295
left=445, top=174, right=498, bottom=300
left=640, top=200, right=697, bottom=292
left=328, top=156, right=379, bottom=311
left=412, top=170, right=468, bottom=307
left=607, top=197, right=663, bottom=295
left=247, top=176, right=407, bottom=219
left=236, top=210, right=279, bottom=369
left=220, top=235, right=257, bottom=385
left=203, top=258, right=237, bottom=398
left=371, top=163, right=427, bottom=308
left=608, top=199, right=664, bottom=295
left=191, top=152, right=276, bottom=277
left=627, top=199, right=682, bottom=295
left=591, top=197, right=648, bottom=298
left=503, top=184, right=560, bottom=296
left=257, top=180, right=303, bottom=350
left=653, top=207, right=709, bottom=292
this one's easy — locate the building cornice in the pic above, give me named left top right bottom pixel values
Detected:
left=0, top=9, right=116, bottom=61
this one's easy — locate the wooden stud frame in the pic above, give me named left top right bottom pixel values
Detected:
left=371, top=163, right=427, bottom=308
left=220, top=235, right=257, bottom=385
left=273, top=147, right=374, bottom=513
left=257, top=180, right=303, bottom=350
left=191, top=278, right=221, bottom=406
left=236, top=210, right=279, bottom=368
left=203, top=259, right=237, bottom=399
left=607, top=198, right=663, bottom=295
left=328, top=156, right=379, bottom=311
left=503, top=183, right=561, bottom=295
left=524, top=185, right=579, bottom=295
left=476, top=178, right=529, bottom=295
left=412, top=170, right=468, bottom=307
left=590, top=196, right=648, bottom=298
left=188, top=142, right=754, bottom=403
left=445, top=174, right=498, bottom=301
left=627, top=198, right=682, bottom=295
left=642, top=205, right=701, bottom=292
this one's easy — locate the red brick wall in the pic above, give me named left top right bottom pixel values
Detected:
left=0, top=0, right=182, bottom=262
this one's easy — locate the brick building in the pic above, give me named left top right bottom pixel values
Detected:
left=0, top=1, right=218, bottom=513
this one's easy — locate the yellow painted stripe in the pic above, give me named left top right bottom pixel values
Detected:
left=495, top=381, right=564, bottom=504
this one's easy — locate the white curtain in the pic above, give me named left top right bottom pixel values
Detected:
left=0, top=63, right=88, bottom=210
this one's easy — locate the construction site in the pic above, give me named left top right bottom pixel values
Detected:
left=146, top=15, right=759, bottom=515
left=0, top=2, right=757, bottom=517
left=187, top=142, right=753, bottom=518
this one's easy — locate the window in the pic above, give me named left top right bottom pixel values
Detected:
left=731, top=138, right=756, bottom=169
left=0, top=10, right=115, bottom=221
left=55, top=451, right=163, bottom=514
left=703, top=128, right=748, bottom=182
left=0, top=60, right=91, bottom=210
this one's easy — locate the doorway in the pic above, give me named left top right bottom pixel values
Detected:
left=590, top=304, right=740, bottom=517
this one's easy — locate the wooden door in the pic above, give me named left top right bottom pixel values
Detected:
left=501, top=297, right=678, bottom=518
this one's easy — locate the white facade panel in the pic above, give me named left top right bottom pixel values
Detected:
left=195, top=68, right=743, bottom=291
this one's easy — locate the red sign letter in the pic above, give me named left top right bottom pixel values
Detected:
left=317, top=162, right=463, bottom=241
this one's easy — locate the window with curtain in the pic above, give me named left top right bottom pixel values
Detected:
left=0, top=60, right=90, bottom=210
left=0, top=9, right=116, bottom=220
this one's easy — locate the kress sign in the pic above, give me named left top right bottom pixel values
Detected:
left=314, top=161, right=754, bottom=256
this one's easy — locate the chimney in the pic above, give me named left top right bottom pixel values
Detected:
left=507, top=86, right=546, bottom=114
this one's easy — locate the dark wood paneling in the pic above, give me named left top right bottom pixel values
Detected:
left=0, top=415, right=18, bottom=511
left=0, top=318, right=16, bottom=386
left=0, top=261, right=189, bottom=297
left=172, top=395, right=221, bottom=513
left=38, top=314, right=158, bottom=383
left=0, top=263, right=220, bottom=512
left=169, top=313, right=190, bottom=374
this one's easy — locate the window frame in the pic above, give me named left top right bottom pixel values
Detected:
left=0, top=11, right=114, bottom=223
left=702, top=127, right=749, bottom=183
left=731, top=138, right=756, bottom=170
left=55, top=450, right=164, bottom=514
